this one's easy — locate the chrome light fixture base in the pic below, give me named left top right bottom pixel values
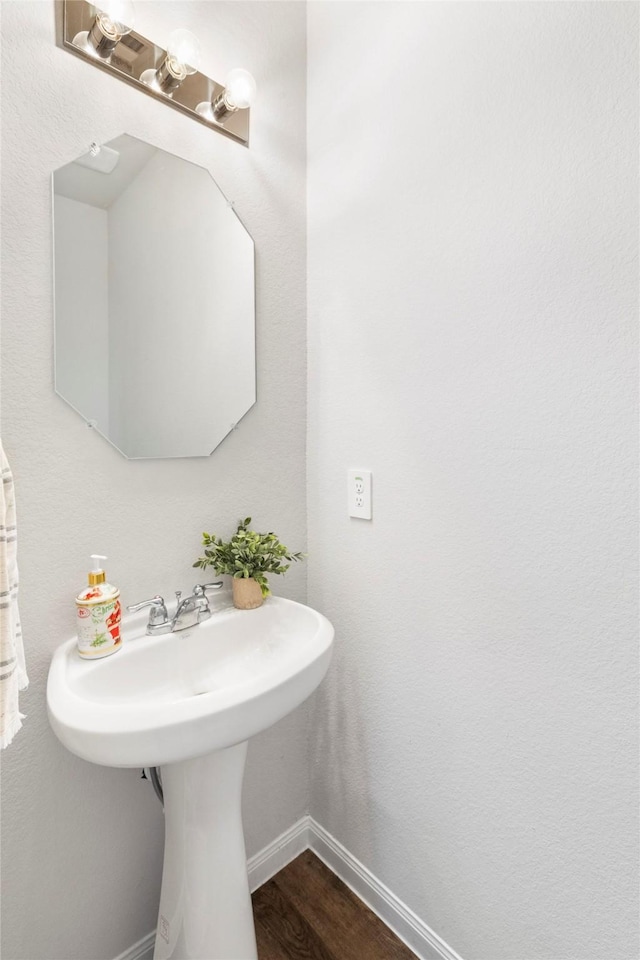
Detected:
left=56, top=0, right=250, bottom=146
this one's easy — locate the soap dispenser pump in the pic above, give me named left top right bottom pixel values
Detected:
left=75, top=555, right=122, bottom=659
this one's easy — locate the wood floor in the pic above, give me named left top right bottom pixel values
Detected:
left=252, top=850, right=418, bottom=960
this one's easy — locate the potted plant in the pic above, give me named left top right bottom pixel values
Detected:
left=193, top=517, right=305, bottom=610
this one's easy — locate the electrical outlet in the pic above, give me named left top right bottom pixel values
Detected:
left=348, top=469, right=372, bottom=520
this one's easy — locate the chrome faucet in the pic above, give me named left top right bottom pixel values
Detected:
left=127, top=583, right=224, bottom=635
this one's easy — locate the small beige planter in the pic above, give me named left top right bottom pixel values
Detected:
left=232, top=577, right=264, bottom=610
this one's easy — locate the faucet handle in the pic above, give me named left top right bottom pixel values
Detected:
left=126, top=596, right=168, bottom=627
left=190, top=582, right=223, bottom=625
left=193, top=582, right=224, bottom=595
left=127, top=595, right=165, bottom=613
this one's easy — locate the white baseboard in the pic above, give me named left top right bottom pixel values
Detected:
left=114, top=815, right=462, bottom=960
left=248, top=814, right=311, bottom=891
left=113, top=930, right=155, bottom=960
left=307, top=818, right=463, bottom=960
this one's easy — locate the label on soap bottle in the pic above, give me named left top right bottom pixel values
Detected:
left=76, top=585, right=122, bottom=659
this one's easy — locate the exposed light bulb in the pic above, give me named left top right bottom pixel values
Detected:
left=223, top=69, right=257, bottom=110
left=206, top=68, right=257, bottom=124
left=166, top=29, right=200, bottom=77
left=140, top=27, right=200, bottom=96
left=74, top=0, right=135, bottom=60
left=95, top=0, right=135, bottom=39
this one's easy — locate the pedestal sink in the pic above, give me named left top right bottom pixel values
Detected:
left=47, top=594, right=334, bottom=960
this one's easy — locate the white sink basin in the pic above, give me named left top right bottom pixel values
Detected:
left=47, top=594, right=334, bottom=960
left=47, top=595, right=334, bottom=768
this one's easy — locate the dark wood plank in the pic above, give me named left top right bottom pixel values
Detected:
left=255, top=912, right=292, bottom=960
left=252, top=851, right=418, bottom=960
left=253, top=874, right=339, bottom=960
left=275, top=852, right=417, bottom=960
left=254, top=920, right=287, bottom=960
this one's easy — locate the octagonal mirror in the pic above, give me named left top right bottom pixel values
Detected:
left=52, top=134, right=255, bottom=459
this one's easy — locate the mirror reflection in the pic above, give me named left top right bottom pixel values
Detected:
left=53, top=134, right=256, bottom=459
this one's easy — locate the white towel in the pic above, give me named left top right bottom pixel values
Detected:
left=0, top=442, right=28, bottom=748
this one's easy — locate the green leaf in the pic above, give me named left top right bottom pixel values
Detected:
left=194, top=518, right=304, bottom=591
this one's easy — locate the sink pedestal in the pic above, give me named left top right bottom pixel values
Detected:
left=154, top=742, right=257, bottom=960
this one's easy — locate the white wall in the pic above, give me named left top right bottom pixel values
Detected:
left=3, top=3, right=638, bottom=959
left=0, top=3, right=307, bottom=958
left=53, top=195, right=110, bottom=435
left=307, top=3, right=638, bottom=959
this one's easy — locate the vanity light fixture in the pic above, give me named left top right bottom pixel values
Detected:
left=57, top=0, right=253, bottom=145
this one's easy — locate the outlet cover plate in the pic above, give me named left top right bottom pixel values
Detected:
left=348, top=469, right=372, bottom=520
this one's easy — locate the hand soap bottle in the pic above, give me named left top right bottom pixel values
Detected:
left=76, top=555, right=122, bottom=659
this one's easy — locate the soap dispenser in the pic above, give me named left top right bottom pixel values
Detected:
left=75, top=555, right=122, bottom=659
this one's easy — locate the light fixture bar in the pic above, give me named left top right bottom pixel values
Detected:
left=56, top=0, right=250, bottom=146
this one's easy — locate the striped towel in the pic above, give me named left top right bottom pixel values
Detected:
left=0, top=443, right=28, bottom=748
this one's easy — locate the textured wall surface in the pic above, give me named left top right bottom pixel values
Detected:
left=307, top=3, right=638, bottom=959
left=3, top=2, right=639, bottom=959
left=0, top=3, right=307, bottom=958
